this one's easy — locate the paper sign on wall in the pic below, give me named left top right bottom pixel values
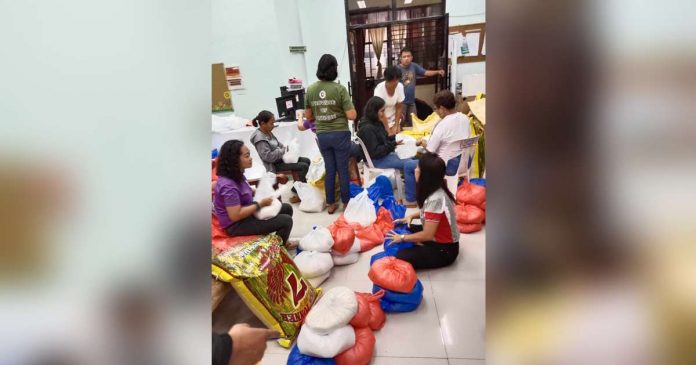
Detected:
left=212, top=63, right=233, bottom=112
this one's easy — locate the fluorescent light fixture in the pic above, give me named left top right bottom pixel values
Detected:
left=357, top=0, right=366, bottom=9
left=405, top=0, right=413, bottom=4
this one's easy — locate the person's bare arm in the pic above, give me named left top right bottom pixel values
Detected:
left=424, top=70, right=445, bottom=77
left=386, top=219, right=439, bottom=244
left=297, top=119, right=307, bottom=131
left=228, top=323, right=280, bottom=365
left=345, top=108, right=357, bottom=121
left=304, top=107, right=314, bottom=120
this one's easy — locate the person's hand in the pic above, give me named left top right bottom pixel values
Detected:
left=396, top=140, right=404, bottom=145
left=385, top=230, right=402, bottom=244
left=260, top=197, right=274, bottom=207
left=438, top=69, right=445, bottom=77
left=393, top=217, right=409, bottom=226
left=228, top=323, right=279, bottom=365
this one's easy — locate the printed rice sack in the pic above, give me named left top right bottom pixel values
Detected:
left=211, top=233, right=319, bottom=348
left=299, top=227, right=334, bottom=252
left=297, top=324, right=356, bottom=358
left=368, top=256, right=417, bottom=293
left=335, top=327, right=376, bottom=365
left=305, top=286, right=358, bottom=335
left=294, top=251, right=334, bottom=278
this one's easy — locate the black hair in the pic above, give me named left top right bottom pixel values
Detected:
left=252, top=110, right=274, bottom=127
left=400, top=47, right=412, bottom=57
left=416, top=152, right=455, bottom=208
left=433, top=90, right=456, bottom=110
left=361, top=96, right=385, bottom=124
left=384, top=65, right=402, bottom=81
left=216, top=139, right=245, bottom=182
left=316, top=54, right=338, bottom=81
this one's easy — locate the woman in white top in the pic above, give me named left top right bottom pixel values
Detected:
left=372, top=65, right=405, bottom=133
left=417, top=90, right=471, bottom=175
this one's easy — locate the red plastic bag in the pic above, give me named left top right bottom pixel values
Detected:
left=357, top=290, right=385, bottom=331
left=211, top=215, right=260, bottom=252
left=335, top=327, right=376, bottom=365
left=368, top=257, right=417, bottom=293
left=455, top=204, right=485, bottom=224
left=456, top=182, right=486, bottom=207
left=356, top=226, right=384, bottom=252
left=457, top=222, right=483, bottom=233
left=374, top=207, right=394, bottom=235
left=329, top=224, right=356, bottom=254
left=350, top=292, right=370, bottom=328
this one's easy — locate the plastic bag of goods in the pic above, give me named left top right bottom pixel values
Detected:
left=288, top=344, right=337, bottom=365
left=332, top=239, right=360, bottom=266
left=456, top=182, right=486, bottom=207
left=357, top=290, right=386, bottom=330
left=278, top=181, right=295, bottom=203
left=211, top=233, right=319, bottom=347
left=458, top=222, right=483, bottom=233
left=307, top=271, right=331, bottom=288
left=299, top=227, right=334, bottom=252
left=395, top=134, right=418, bottom=159
left=297, top=324, right=356, bottom=358
left=378, top=279, right=426, bottom=312
left=283, top=139, right=300, bottom=163
left=350, top=292, right=371, bottom=328
left=305, top=286, right=358, bottom=335
left=294, top=251, right=334, bottom=278
left=455, top=204, right=485, bottom=224
left=328, top=223, right=356, bottom=255
left=381, top=196, right=406, bottom=220
left=368, top=256, right=417, bottom=293
left=344, top=190, right=377, bottom=227
left=306, top=156, right=326, bottom=185
left=254, top=172, right=282, bottom=220
left=294, top=181, right=325, bottom=213
left=366, top=175, right=394, bottom=202
left=369, top=251, right=390, bottom=266
left=335, top=327, right=376, bottom=365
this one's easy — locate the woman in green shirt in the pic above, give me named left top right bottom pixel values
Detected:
left=304, top=54, right=357, bottom=214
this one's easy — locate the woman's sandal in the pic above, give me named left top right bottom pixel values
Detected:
left=326, top=203, right=339, bottom=214
left=285, top=239, right=299, bottom=250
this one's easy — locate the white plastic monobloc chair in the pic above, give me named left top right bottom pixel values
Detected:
left=356, top=136, right=405, bottom=202
left=444, top=135, right=480, bottom=195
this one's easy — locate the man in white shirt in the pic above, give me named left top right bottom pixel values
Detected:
left=418, top=90, right=471, bottom=175
left=372, top=65, right=405, bottom=133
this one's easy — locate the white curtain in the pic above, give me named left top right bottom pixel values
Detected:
left=368, top=28, right=385, bottom=79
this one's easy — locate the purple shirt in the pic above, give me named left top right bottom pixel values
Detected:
left=303, top=119, right=317, bottom=133
left=213, top=175, right=254, bottom=228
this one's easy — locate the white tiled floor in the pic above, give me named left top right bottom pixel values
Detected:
left=262, top=203, right=486, bottom=365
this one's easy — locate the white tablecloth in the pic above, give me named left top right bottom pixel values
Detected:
left=212, top=122, right=321, bottom=180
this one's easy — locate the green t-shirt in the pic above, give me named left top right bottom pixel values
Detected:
left=305, top=81, right=354, bottom=133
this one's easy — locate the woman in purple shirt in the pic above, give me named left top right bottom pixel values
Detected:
left=213, top=139, right=295, bottom=246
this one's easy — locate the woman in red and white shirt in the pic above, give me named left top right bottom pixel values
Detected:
left=386, top=152, right=460, bottom=269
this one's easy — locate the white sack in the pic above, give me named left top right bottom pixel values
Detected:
left=294, top=181, right=325, bottom=213
left=254, top=172, right=281, bottom=220
left=344, top=190, right=377, bottom=227
left=278, top=181, right=295, bottom=203
left=297, top=324, right=355, bottom=358
left=299, top=227, right=334, bottom=252
left=294, top=251, right=334, bottom=278
left=307, top=271, right=331, bottom=288
left=282, top=139, right=300, bottom=164
left=306, top=157, right=325, bottom=184
left=305, top=286, right=358, bottom=335
left=331, top=238, right=361, bottom=266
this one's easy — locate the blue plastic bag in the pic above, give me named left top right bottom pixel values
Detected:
left=349, top=182, right=364, bottom=198
left=379, top=296, right=422, bottom=312
left=370, top=251, right=390, bottom=266
left=367, top=175, right=393, bottom=202
left=211, top=148, right=219, bottom=159
left=470, top=178, right=486, bottom=187
left=381, top=196, right=406, bottom=220
left=373, top=279, right=424, bottom=305
left=287, top=344, right=336, bottom=365
left=383, top=225, right=413, bottom=256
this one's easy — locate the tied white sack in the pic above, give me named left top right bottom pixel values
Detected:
left=294, top=251, right=334, bottom=278
left=307, top=271, right=331, bottom=288
left=294, top=181, right=325, bottom=212
left=331, top=238, right=361, bottom=266
left=304, top=286, right=358, bottom=335
left=344, top=190, right=377, bottom=227
left=297, top=324, right=356, bottom=358
left=253, top=172, right=282, bottom=220
left=299, top=227, right=334, bottom=252
left=278, top=181, right=295, bottom=203
left=395, top=134, right=418, bottom=159
left=306, top=156, right=325, bottom=184
left=282, top=138, right=300, bottom=164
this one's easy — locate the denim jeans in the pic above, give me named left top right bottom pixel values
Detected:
left=317, top=131, right=352, bottom=204
left=372, top=152, right=418, bottom=202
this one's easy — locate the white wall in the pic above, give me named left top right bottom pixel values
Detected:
left=446, top=0, right=486, bottom=26
left=211, top=0, right=308, bottom=118
left=297, top=0, right=352, bottom=88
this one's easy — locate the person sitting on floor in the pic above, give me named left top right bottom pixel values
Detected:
left=357, top=96, right=418, bottom=207
left=250, top=110, right=310, bottom=203
left=417, top=90, right=471, bottom=176
left=386, top=152, right=459, bottom=269
left=213, top=139, right=297, bottom=247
